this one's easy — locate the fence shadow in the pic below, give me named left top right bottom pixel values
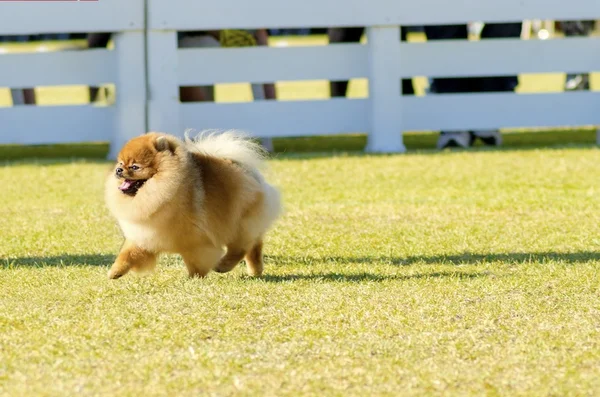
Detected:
left=255, top=250, right=600, bottom=283
left=4, top=251, right=598, bottom=286
left=5, top=250, right=599, bottom=269
left=2, top=254, right=114, bottom=268
left=1, top=254, right=489, bottom=284
left=265, top=250, right=600, bottom=267
left=257, top=270, right=491, bottom=283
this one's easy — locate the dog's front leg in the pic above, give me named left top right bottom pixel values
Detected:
left=108, top=239, right=157, bottom=279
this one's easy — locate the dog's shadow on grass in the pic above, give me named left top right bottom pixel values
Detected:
left=2, top=254, right=490, bottom=283
left=4, top=251, right=599, bottom=284
left=5, top=251, right=600, bottom=269
left=2, top=254, right=113, bottom=268
left=267, top=251, right=600, bottom=267
left=258, top=270, right=491, bottom=283
left=259, top=251, right=600, bottom=283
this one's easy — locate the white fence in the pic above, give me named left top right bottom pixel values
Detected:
left=0, top=0, right=146, bottom=159
left=1, top=0, right=600, bottom=158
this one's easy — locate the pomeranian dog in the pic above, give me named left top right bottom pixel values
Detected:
left=104, top=130, right=281, bottom=279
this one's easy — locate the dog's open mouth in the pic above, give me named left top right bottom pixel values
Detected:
left=118, top=179, right=147, bottom=196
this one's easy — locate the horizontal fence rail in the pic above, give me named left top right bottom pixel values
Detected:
left=1, top=106, right=115, bottom=145
left=149, top=0, right=600, bottom=29
left=399, top=38, right=600, bottom=78
left=175, top=91, right=600, bottom=137
left=0, top=0, right=144, bottom=35
left=177, top=38, right=600, bottom=84
left=180, top=99, right=371, bottom=138
left=0, top=50, right=116, bottom=87
left=402, top=92, right=600, bottom=131
left=178, top=45, right=368, bottom=85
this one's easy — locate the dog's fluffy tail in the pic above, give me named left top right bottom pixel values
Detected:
left=184, top=129, right=282, bottom=227
left=183, top=129, right=268, bottom=173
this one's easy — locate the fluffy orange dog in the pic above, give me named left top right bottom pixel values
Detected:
left=104, top=130, right=281, bottom=279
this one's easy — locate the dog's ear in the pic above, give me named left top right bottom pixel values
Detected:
left=155, top=135, right=179, bottom=153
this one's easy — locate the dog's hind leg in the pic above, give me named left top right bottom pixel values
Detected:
left=214, top=230, right=261, bottom=274
left=244, top=239, right=264, bottom=277
left=214, top=246, right=247, bottom=274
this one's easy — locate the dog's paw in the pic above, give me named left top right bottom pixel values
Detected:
left=107, top=267, right=125, bottom=280
left=246, top=270, right=263, bottom=278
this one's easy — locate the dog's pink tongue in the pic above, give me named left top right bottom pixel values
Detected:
left=119, top=180, right=133, bottom=191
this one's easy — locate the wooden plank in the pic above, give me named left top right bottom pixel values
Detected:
left=149, top=0, right=600, bottom=30
left=400, top=37, right=600, bottom=78
left=146, top=31, right=182, bottom=137
left=0, top=49, right=116, bottom=87
left=177, top=37, right=599, bottom=84
left=178, top=98, right=369, bottom=138
left=0, top=106, right=114, bottom=145
left=0, top=0, right=144, bottom=35
left=402, top=91, right=600, bottom=131
left=109, top=32, right=148, bottom=160
left=178, top=92, right=600, bottom=137
left=178, top=44, right=367, bottom=85
left=365, top=27, right=404, bottom=153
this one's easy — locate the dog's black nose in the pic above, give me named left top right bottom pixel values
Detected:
left=116, top=167, right=123, bottom=176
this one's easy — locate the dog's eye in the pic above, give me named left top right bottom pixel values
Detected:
left=130, top=165, right=140, bottom=171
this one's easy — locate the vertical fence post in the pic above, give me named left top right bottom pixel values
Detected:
left=365, top=25, right=405, bottom=153
left=146, top=30, right=181, bottom=135
left=109, top=31, right=147, bottom=160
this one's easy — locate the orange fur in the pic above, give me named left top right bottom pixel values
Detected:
left=104, top=131, right=281, bottom=279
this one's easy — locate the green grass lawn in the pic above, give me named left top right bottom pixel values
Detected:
left=2, top=145, right=600, bottom=396
left=2, top=33, right=600, bottom=396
